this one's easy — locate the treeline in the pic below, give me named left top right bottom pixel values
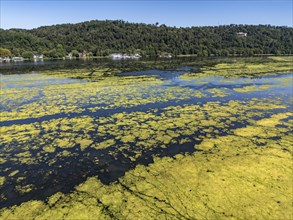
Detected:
left=0, top=20, right=292, bottom=58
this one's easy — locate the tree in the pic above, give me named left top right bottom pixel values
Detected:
left=71, top=50, right=79, bottom=58
left=22, top=51, right=34, bottom=59
left=37, top=47, right=46, bottom=55
left=0, top=48, right=12, bottom=57
left=56, top=44, right=66, bottom=58
left=12, top=48, right=21, bottom=56
left=48, top=49, right=58, bottom=58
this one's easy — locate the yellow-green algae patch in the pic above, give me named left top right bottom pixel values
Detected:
left=76, top=139, right=93, bottom=151
left=0, top=98, right=288, bottom=174
left=0, top=177, right=5, bottom=186
left=15, top=184, right=34, bottom=194
left=1, top=112, right=292, bottom=219
left=256, top=112, right=291, bottom=127
left=94, top=139, right=116, bottom=150
left=234, top=112, right=292, bottom=138
left=8, top=170, right=19, bottom=177
left=268, top=56, right=293, bottom=62
left=42, top=145, right=55, bottom=153
left=1, top=59, right=292, bottom=219
left=1, top=61, right=291, bottom=125
left=0, top=157, right=7, bottom=165
left=54, top=138, right=75, bottom=149
left=1, top=70, right=207, bottom=123
left=233, top=84, right=277, bottom=93
left=181, top=57, right=293, bottom=79
left=206, top=88, right=230, bottom=97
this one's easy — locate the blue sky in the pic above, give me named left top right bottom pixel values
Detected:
left=1, top=0, right=292, bottom=29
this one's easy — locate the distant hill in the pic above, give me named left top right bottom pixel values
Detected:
left=0, top=20, right=292, bottom=57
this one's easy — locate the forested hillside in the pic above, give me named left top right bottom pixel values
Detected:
left=0, top=20, right=292, bottom=58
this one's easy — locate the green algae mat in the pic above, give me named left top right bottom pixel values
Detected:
left=0, top=57, right=293, bottom=219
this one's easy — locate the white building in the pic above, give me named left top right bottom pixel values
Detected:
left=237, top=32, right=248, bottom=37
left=12, top=57, right=24, bottom=62
left=65, top=53, right=73, bottom=59
left=2, top=57, right=11, bottom=62
left=33, top=54, right=44, bottom=61
left=110, top=53, right=141, bottom=60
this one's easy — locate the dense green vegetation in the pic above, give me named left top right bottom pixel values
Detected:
left=0, top=48, right=12, bottom=57
left=0, top=20, right=292, bottom=58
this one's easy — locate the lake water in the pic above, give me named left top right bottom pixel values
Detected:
left=0, top=58, right=292, bottom=217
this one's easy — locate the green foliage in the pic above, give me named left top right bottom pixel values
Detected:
left=0, top=21, right=292, bottom=58
left=22, top=51, right=34, bottom=59
left=0, top=47, right=12, bottom=57
left=56, top=44, right=66, bottom=58
left=71, top=50, right=79, bottom=57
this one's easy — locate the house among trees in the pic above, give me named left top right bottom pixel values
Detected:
left=110, top=53, right=141, bottom=59
left=110, top=53, right=123, bottom=59
left=78, top=51, right=89, bottom=58
left=33, top=54, right=44, bottom=61
left=159, top=53, right=172, bottom=58
left=0, top=56, right=11, bottom=63
left=65, top=53, right=73, bottom=59
left=12, top=57, right=24, bottom=62
left=237, top=32, right=248, bottom=37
